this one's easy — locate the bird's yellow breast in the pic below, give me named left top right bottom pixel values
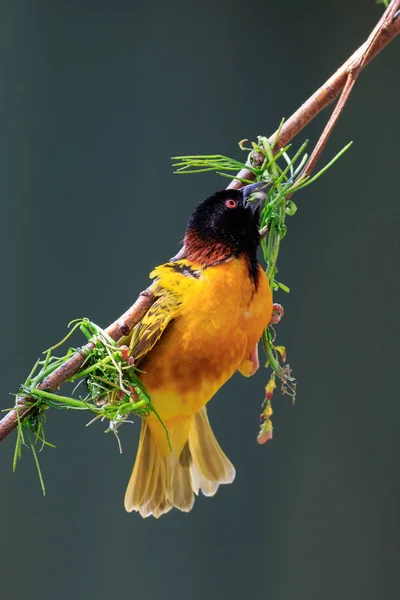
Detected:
left=140, top=256, right=272, bottom=452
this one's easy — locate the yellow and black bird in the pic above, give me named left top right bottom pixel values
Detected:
left=124, top=182, right=273, bottom=517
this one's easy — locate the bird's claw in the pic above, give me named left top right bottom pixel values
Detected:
left=270, top=303, right=284, bottom=325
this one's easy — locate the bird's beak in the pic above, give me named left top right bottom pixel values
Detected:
left=241, top=181, right=272, bottom=213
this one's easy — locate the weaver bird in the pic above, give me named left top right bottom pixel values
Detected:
left=124, top=182, right=273, bottom=517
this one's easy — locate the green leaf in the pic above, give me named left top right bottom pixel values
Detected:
left=30, top=442, right=46, bottom=496
left=285, top=200, right=297, bottom=216
left=277, top=281, right=290, bottom=293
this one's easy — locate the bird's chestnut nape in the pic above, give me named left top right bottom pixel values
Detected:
left=184, top=182, right=271, bottom=270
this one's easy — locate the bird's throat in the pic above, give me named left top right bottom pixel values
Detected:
left=184, top=229, right=260, bottom=286
left=184, top=229, right=235, bottom=266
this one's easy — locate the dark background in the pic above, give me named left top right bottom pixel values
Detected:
left=0, top=1, right=399, bottom=599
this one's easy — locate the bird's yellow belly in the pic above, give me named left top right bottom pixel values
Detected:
left=141, top=325, right=247, bottom=419
left=139, top=258, right=272, bottom=440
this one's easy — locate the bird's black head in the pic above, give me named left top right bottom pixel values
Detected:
left=184, top=182, right=270, bottom=269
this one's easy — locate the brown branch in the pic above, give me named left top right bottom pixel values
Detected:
left=227, top=0, right=400, bottom=190
left=0, top=290, right=155, bottom=441
left=1, top=1, right=399, bottom=443
left=301, top=0, right=400, bottom=179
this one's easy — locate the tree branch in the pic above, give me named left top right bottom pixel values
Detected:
left=228, top=0, right=400, bottom=189
left=1, top=1, right=399, bottom=443
left=0, top=290, right=155, bottom=441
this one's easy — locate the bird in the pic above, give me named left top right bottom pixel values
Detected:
left=123, top=181, right=273, bottom=518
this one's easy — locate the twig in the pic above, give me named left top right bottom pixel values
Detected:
left=1, top=1, right=399, bottom=443
left=227, top=0, right=400, bottom=189
left=300, top=0, right=400, bottom=179
left=0, top=290, right=155, bottom=441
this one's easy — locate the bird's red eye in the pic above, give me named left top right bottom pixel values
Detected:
left=225, top=199, right=237, bottom=209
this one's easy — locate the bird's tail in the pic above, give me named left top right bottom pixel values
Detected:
left=124, top=407, right=236, bottom=518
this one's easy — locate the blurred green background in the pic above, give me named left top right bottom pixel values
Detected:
left=1, top=1, right=399, bottom=599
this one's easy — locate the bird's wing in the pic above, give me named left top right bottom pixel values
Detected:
left=128, top=285, right=180, bottom=361
left=128, top=260, right=201, bottom=363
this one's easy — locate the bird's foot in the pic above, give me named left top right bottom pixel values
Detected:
left=271, top=303, right=284, bottom=325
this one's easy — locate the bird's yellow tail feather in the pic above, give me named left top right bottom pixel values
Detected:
left=188, top=407, right=236, bottom=497
left=124, top=407, right=235, bottom=518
